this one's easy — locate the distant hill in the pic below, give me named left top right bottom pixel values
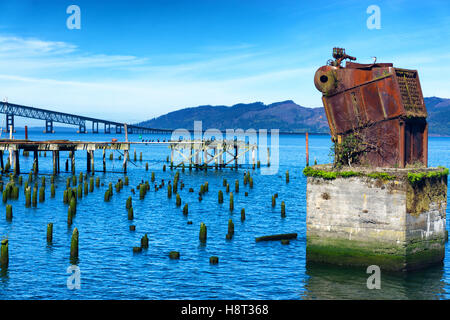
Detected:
left=138, top=97, right=450, bottom=135
left=138, top=100, right=329, bottom=133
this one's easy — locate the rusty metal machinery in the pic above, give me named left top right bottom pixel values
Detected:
left=314, top=48, right=428, bottom=168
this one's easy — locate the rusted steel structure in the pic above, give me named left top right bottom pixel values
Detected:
left=314, top=48, right=428, bottom=167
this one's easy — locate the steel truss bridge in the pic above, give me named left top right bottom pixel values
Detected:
left=0, top=102, right=171, bottom=134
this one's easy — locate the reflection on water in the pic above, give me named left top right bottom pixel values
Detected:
left=302, top=261, right=447, bottom=300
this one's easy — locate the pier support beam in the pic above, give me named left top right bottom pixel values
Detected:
left=92, top=122, right=99, bottom=134
left=33, top=150, right=39, bottom=173
left=102, top=149, right=106, bottom=172
left=6, top=114, right=14, bottom=134
left=13, top=150, right=20, bottom=175
left=104, top=123, right=111, bottom=134
left=70, top=151, right=75, bottom=174
left=87, top=151, right=91, bottom=173
left=52, top=151, right=57, bottom=174
left=78, top=123, right=86, bottom=134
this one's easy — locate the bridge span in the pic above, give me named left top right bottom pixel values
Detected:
left=0, top=101, right=171, bottom=134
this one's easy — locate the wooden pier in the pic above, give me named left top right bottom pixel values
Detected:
left=0, top=138, right=259, bottom=175
left=168, top=139, right=258, bottom=169
left=0, top=139, right=130, bottom=175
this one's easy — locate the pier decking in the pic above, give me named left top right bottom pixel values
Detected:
left=0, top=138, right=259, bottom=175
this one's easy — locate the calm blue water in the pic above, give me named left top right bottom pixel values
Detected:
left=0, top=130, right=449, bottom=300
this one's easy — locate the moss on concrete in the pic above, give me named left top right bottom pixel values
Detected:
left=406, top=174, right=447, bottom=217
left=307, top=236, right=445, bottom=271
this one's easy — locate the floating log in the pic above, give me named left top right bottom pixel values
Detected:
left=255, top=233, right=297, bottom=242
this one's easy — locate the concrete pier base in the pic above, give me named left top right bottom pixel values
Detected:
left=305, top=165, right=448, bottom=271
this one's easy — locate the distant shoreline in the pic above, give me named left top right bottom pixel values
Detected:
left=5, top=126, right=450, bottom=137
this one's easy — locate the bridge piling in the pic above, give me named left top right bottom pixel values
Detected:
left=45, top=120, right=53, bottom=134
left=6, top=114, right=14, bottom=133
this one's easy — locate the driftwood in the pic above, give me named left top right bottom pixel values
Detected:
left=255, top=233, right=297, bottom=242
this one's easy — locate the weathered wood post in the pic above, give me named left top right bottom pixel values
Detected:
left=47, top=223, right=53, bottom=243
left=71, top=151, right=75, bottom=174
left=0, top=239, right=8, bottom=269
left=33, top=150, right=39, bottom=173
left=199, top=222, right=207, bottom=243
left=86, top=151, right=91, bottom=173
left=13, top=150, right=20, bottom=175
left=52, top=151, right=57, bottom=175
left=103, top=148, right=106, bottom=173
left=70, top=228, right=79, bottom=260
left=90, top=150, right=94, bottom=174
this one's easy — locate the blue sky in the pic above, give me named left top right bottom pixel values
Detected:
left=0, top=0, right=448, bottom=125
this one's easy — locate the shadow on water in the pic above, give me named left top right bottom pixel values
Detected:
left=302, top=261, right=446, bottom=300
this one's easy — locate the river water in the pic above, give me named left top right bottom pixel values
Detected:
left=0, top=130, right=449, bottom=300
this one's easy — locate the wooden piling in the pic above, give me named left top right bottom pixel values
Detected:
left=227, top=219, right=234, bottom=237
left=199, top=223, right=207, bottom=243
left=1, top=239, right=8, bottom=269
left=6, top=205, right=12, bottom=221
left=47, top=223, right=53, bottom=243
left=229, top=192, right=234, bottom=212
left=141, top=234, right=149, bottom=249
left=70, top=228, right=79, bottom=259
left=241, top=208, right=245, bottom=221
left=218, top=190, right=224, bottom=204
left=281, top=201, right=286, bottom=218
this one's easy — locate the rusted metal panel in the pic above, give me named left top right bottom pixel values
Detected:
left=314, top=48, right=428, bottom=168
